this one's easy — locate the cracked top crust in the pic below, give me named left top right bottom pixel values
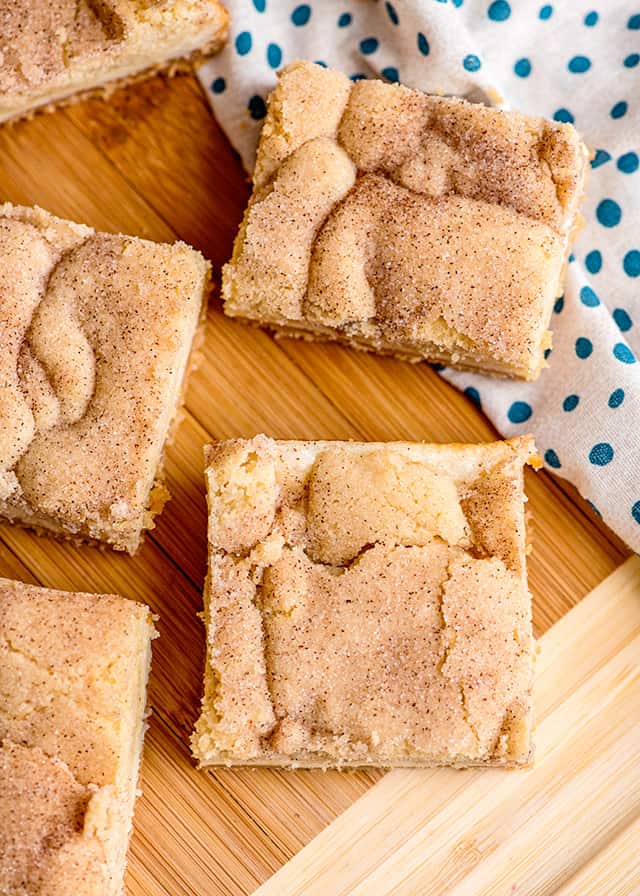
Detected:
left=223, top=61, right=590, bottom=381
left=192, top=435, right=538, bottom=769
left=0, top=578, right=156, bottom=895
left=0, top=0, right=229, bottom=121
left=0, top=202, right=210, bottom=553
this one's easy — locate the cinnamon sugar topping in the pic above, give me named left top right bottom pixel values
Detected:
left=224, top=61, right=590, bottom=381
left=0, top=202, right=210, bottom=553
left=193, top=435, right=537, bottom=769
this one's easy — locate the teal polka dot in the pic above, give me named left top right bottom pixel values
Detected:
left=563, top=394, right=580, bottom=411
left=431, top=363, right=446, bottom=371
left=585, top=250, right=602, bottom=273
left=587, top=500, right=601, bottom=518
left=463, top=54, right=481, bottom=72
left=382, top=66, right=400, bottom=82
left=596, top=199, right=622, bottom=227
left=350, top=73, right=367, bottom=81
left=611, top=101, right=628, bottom=119
left=539, top=4, right=553, bottom=19
left=544, top=347, right=552, bottom=360
left=508, top=401, right=532, bottom=423
left=613, top=308, right=633, bottom=331
left=608, top=388, right=625, bottom=408
left=632, top=501, right=640, bottom=525
left=613, top=342, right=636, bottom=363
left=591, top=149, right=611, bottom=168
left=584, top=10, right=598, bottom=25
left=589, top=442, right=614, bottom=466
left=385, top=2, right=399, bottom=24
left=568, top=55, right=591, bottom=73
left=338, top=12, right=352, bottom=26
left=211, top=76, right=226, bottom=94
left=314, top=60, right=327, bottom=67
left=628, top=14, right=640, bottom=28
left=464, top=386, right=482, bottom=409
left=580, top=285, right=600, bottom=306
left=267, top=42, right=282, bottom=68
left=575, top=337, right=593, bottom=358
left=554, top=108, right=574, bottom=123
left=514, top=58, right=532, bottom=77
left=624, top=53, right=640, bottom=68
left=360, top=37, right=379, bottom=54
left=248, top=95, right=267, bottom=120
left=618, top=152, right=639, bottom=173
left=235, top=31, right=252, bottom=55
left=452, top=0, right=464, bottom=7
left=253, top=0, right=266, bottom=10
left=418, top=32, right=430, bottom=55
left=623, top=251, right=640, bottom=277
left=545, top=449, right=561, bottom=468
left=569, top=253, right=576, bottom=263
left=554, top=295, right=564, bottom=313
left=291, top=4, right=311, bottom=25
left=488, top=1, right=511, bottom=21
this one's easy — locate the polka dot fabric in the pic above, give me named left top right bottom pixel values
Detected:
left=199, top=1, right=640, bottom=553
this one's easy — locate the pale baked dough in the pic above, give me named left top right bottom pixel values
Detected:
left=0, top=202, right=210, bottom=553
left=223, top=61, right=590, bottom=381
left=192, top=435, right=539, bottom=769
left=0, top=0, right=229, bottom=124
left=0, top=578, right=156, bottom=896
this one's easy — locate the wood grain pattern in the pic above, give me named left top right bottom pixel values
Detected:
left=255, top=555, right=640, bottom=896
left=0, top=72, right=631, bottom=895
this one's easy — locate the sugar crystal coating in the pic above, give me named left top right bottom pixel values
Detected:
left=0, top=202, right=210, bottom=553
left=193, top=435, right=538, bottom=769
left=0, top=0, right=229, bottom=123
left=224, top=61, right=590, bottom=381
left=0, top=578, right=156, bottom=895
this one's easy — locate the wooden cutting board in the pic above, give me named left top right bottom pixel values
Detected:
left=0, top=72, right=633, bottom=895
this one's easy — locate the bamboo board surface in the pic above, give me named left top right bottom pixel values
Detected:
left=0, top=72, right=633, bottom=895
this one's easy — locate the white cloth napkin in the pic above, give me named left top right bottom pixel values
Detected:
left=199, top=0, right=640, bottom=552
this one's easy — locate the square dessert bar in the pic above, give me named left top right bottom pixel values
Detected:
left=223, top=61, right=590, bottom=381
left=0, top=578, right=156, bottom=895
left=192, top=434, right=539, bottom=769
left=0, top=202, right=210, bottom=553
left=0, top=0, right=229, bottom=123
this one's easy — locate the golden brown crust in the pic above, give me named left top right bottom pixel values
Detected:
left=223, top=61, right=590, bottom=381
left=0, top=202, right=210, bottom=553
left=0, top=578, right=156, bottom=896
left=0, top=0, right=229, bottom=124
left=192, top=435, right=537, bottom=769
